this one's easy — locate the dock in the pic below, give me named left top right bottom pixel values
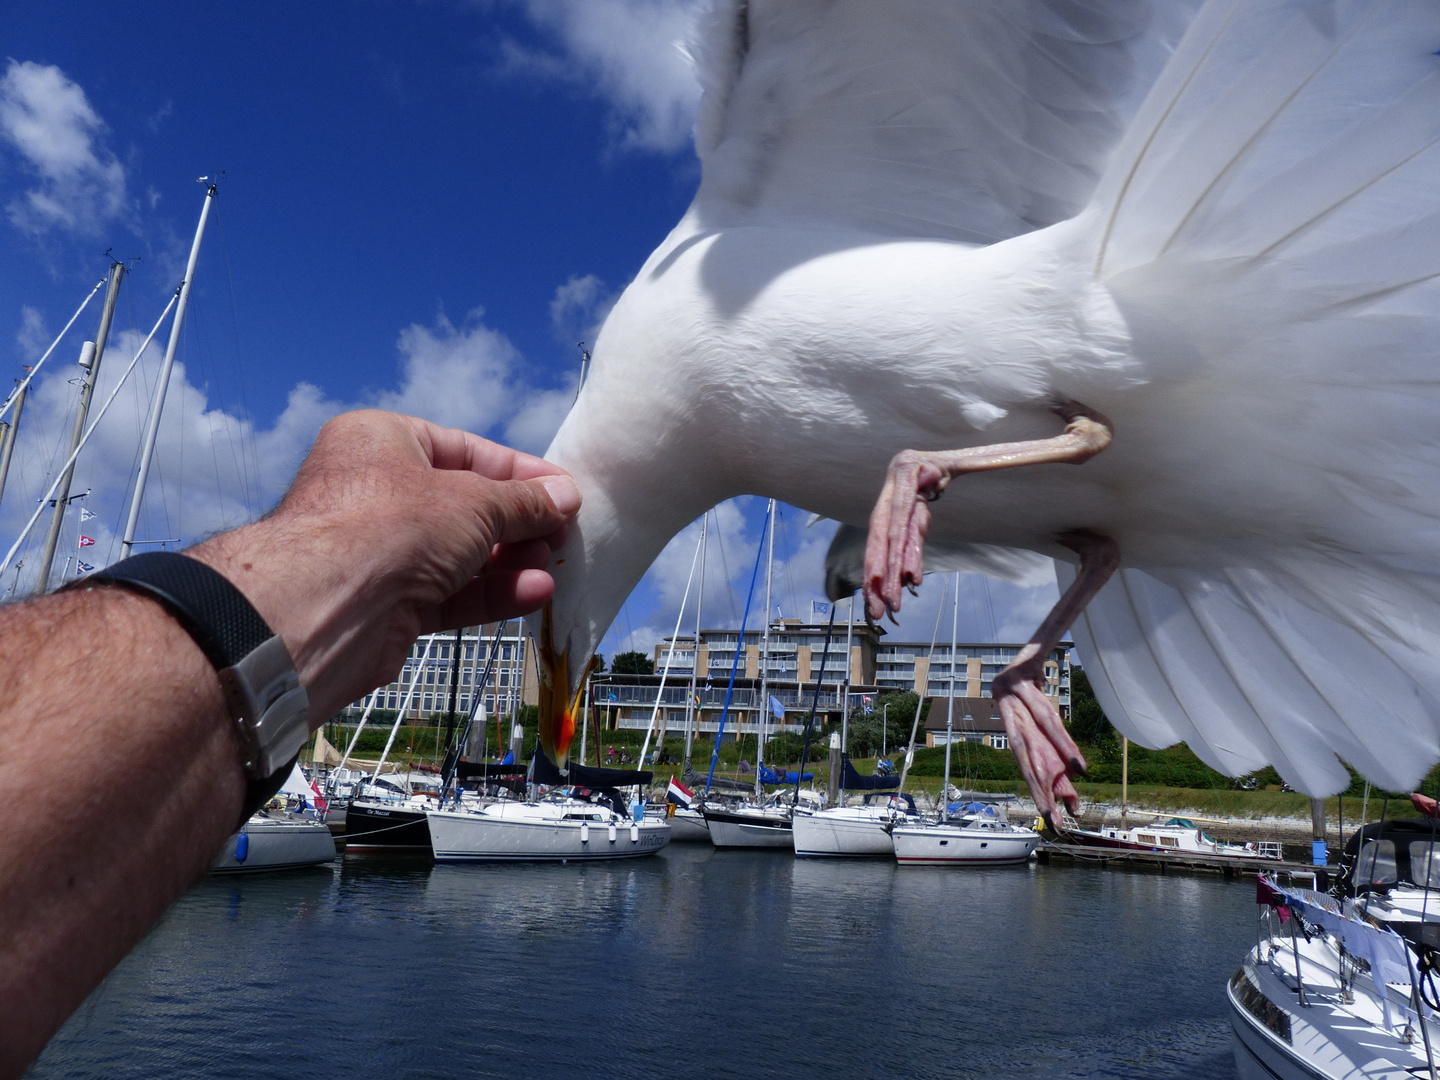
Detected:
left=1038, top=840, right=1329, bottom=884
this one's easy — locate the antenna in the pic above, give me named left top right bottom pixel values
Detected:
left=574, top=341, right=592, bottom=403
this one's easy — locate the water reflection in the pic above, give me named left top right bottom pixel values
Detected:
left=32, top=852, right=1255, bottom=1080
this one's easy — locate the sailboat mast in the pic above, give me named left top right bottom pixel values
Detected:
left=121, top=183, right=217, bottom=560
left=34, top=260, right=124, bottom=595
left=684, top=513, right=707, bottom=766
left=897, top=573, right=948, bottom=795
left=757, top=498, right=775, bottom=796
left=441, top=626, right=463, bottom=763
left=0, top=372, right=29, bottom=512
left=945, top=571, right=959, bottom=806
left=942, top=715, right=953, bottom=820
left=840, top=595, right=855, bottom=754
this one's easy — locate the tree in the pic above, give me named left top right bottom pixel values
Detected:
left=610, top=650, right=654, bottom=675
left=1067, top=668, right=1114, bottom=743
left=847, top=691, right=925, bottom=758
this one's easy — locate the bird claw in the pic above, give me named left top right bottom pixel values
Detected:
left=862, top=450, right=936, bottom=619
left=995, top=656, right=1086, bottom=829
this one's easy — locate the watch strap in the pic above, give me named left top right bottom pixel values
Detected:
left=64, top=552, right=310, bottom=823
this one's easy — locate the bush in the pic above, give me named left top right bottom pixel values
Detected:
left=905, top=742, right=1021, bottom=781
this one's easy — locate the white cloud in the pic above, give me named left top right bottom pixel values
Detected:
left=0, top=303, right=575, bottom=593
left=16, top=306, right=48, bottom=361
left=549, top=272, right=618, bottom=347
left=374, top=312, right=522, bottom=433
left=493, top=0, right=706, bottom=153
left=0, top=61, right=127, bottom=236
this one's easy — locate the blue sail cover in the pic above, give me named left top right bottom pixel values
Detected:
left=759, top=764, right=813, bottom=784
left=841, top=755, right=900, bottom=791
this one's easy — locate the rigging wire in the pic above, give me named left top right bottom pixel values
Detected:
left=0, top=276, right=106, bottom=426
left=713, top=498, right=738, bottom=626
left=212, top=204, right=262, bottom=517
left=0, top=293, right=179, bottom=579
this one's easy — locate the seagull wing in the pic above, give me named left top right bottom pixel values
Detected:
left=690, top=0, right=1201, bottom=243
left=1071, top=0, right=1440, bottom=793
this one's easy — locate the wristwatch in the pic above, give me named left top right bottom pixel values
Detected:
left=63, top=552, right=311, bottom=823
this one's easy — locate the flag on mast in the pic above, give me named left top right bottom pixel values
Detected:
left=666, top=777, right=695, bottom=807
left=78, top=535, right=95, bottom=547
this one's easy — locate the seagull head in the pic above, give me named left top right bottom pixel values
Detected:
left=525, top=275, right=736, bottom=764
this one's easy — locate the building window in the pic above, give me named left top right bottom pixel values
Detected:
left=990, top=734, right=1009, bottom=750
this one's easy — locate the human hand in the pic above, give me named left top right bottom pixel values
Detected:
left=189, top=410, right=579, bottom=718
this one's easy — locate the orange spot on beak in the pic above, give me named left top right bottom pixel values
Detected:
left=536, top=603, right=596, bottom=769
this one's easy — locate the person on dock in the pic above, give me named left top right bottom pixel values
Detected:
left=0, top=409, right=581, bottom=1079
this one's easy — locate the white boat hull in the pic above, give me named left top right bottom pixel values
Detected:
left=792, top=809, right=895, bottom=858
left=211, top=817, right=336, bottom=873
left=891, top=822, right=1038, bottom=865
left=428, top=807, right=671, bottom=861
left=1227, top=935, right=1437, bottom=1080
left=667, top=807, right=711, bottom=842
left=704, top=807, right=793, bottom=849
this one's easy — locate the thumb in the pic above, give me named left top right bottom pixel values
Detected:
left=463, top=473, right=580, bottom=550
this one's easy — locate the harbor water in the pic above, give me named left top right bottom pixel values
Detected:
left=29, top=846, right=1256, bottom=1079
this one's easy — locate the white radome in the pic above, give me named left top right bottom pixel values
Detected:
left=532, top=0, right=1440, bottom=804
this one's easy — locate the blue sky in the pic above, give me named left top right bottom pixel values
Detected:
left=0, top=0, right=1060, bottom=658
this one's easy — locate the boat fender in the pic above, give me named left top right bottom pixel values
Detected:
left=581, top=822, right=589, bottom=844
left=630, top=824, right=639, bottom=843
left=608, top=822, right=617, bottom=843
left=235, top=831, right=249, bottom=864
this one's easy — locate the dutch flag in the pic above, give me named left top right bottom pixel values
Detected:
left=666, top=777, right=695, bottom=807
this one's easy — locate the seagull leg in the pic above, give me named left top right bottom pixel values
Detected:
left=995, top=529, right=1118, bottom=830
left=862, top=401, right=1112, bottom=620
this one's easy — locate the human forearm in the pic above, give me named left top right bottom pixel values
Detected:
left=0, top=587, right=243, bottom=1078
left=0, top=410, right=579, bottom=1077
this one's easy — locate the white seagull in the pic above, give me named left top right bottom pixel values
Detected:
left=530, top=0, right=1440, bottom=825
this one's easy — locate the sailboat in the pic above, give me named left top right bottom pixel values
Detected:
left=888, top=572, right=1040, bottom=867
left=1230, top=872, right=1440, bottom=1080
left=792, top=753, right=913, bottom=858
left=426, top=750, right=670, bottom=861
left=210, top=762, right=336, bottom=872
left=702, top=500, right=803, bottom=849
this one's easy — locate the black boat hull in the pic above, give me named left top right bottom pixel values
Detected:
left=342, top=801, right=432, bottom=852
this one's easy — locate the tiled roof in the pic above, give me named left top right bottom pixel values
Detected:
left=923, top=697, right=1004, bottom=732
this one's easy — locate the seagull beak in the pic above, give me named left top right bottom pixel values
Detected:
left=536, top=603, right=590, bottom=769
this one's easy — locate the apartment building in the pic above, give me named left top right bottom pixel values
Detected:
left=344, top=621, right=537, bottom=722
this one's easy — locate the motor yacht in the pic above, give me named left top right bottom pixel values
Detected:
left=1064, top=816, right=1282, bottom=861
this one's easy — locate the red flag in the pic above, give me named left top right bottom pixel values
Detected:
left=1257, top=875, right=1292, bottom=923
left=78, top=535, right=95, bottom=547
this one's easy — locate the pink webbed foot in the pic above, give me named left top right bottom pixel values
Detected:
left=994, top=650, right=1087, bottom=832
left=862, top=451, right=949, bottom=621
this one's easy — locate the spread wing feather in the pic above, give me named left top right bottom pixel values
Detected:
left=1067, top=0, right=1440, bottom=793
left=690, top=0, right=1201, bottom=243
